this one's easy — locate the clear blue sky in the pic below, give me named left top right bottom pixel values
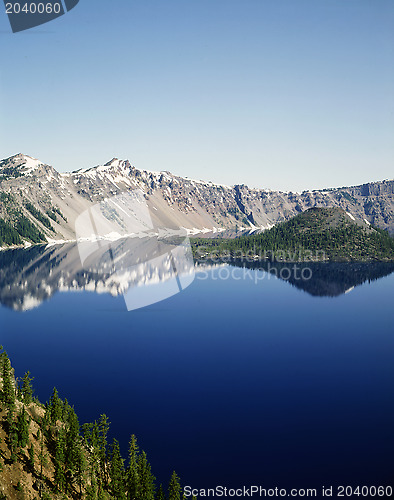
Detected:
left=0, top=0, right=393, bottom=191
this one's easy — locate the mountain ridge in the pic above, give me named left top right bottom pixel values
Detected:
left=0, top=153, right=393, bottom=248
left=3, top=153, right=393, bottom=192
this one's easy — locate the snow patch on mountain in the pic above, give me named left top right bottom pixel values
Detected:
left=346, top=212, right=356, bottom=221
left=22, top=155, right=43, bottom=174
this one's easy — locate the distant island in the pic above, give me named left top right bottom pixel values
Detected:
left=0, top=348, right=189, bottom=500
left=191, top=208, right=394, bottom=262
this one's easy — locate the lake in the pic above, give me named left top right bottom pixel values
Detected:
left=0, top=243, right=393, bottom=495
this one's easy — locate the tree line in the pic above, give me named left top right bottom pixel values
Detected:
left=192, top=208, right=394, bottom=262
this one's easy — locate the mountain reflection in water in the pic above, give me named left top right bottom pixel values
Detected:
left=0, top=242, right=393, bottom=310
left=0, top=237, right=194, bottom=311
left=226, top=259, right=394, bottom=297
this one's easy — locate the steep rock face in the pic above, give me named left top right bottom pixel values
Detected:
left=0, top=154, right=393, bottom=244
left=70, top=159, right=394, bottom=233
left=0, top=155, right=103, bottom=242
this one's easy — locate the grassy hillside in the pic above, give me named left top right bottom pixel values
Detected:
left=0, top=348, right=187, bottom=500
left=192, top=207, right=394, bottom=262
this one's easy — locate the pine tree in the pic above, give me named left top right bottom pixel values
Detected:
left=138, top=450, right=156, bottom=500
left=21, top=370, right=34, bottom=405
left=83, top=422, right=100, bottom=489
left=16, top=405, right=30, bottom=448
left=6, top=404, right=14, bottom=429
left=65, top=406, right=80, bottom=478
left=127, top=434, right=140, bottom=499
left=28, top=443, right=35, bottom=471
left=41, top=405, right=50, bottom=432
left=98, top=413, right=110, bottom=487
left=5, top=405, right=19, bottom=463
left=1, top=351, right=15, bottom=407
left=54, top=428, right=66, bottom=493
left=61, top=397, right=71, bottom=421
left=86, top=478, right=98, bottom=500
left=156, top=484, right=166, bottom=500
left=49, top=387, right=62, bottom=424
left=109, top=438, right=126, bottom=499
left=168, top=471, right=182, bottom=500
left=9, top=420, right=18, bottom=463
left=97, top=486, right=107, bottom=500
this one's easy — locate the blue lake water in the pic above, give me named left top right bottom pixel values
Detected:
left=0, top=247, right=393, bottom=494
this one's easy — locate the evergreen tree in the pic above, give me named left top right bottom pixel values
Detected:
left=5, top=405, right=18, bottom=463
left=168, top=471, right=182, bottom=500
left=83, top=421, right=100, bottom=488
left=127, top=434, right=140, bottom=499
left=138, top=450, right=156, bottom=500
left=65, top=406, right=80, bottom=476
left=98, top=413, right=110, bottom=487
left=86, top=479, right=98, bottom=500
left=28, top=443, right=35, bottom=471
left=1, top=351, right=15, bottom=407
left=48, top=387, right=62, bottom=424
left=61, top=397, right=71, bottom=422
left=8, top=419, right=18, bottom=463
left=6, top=404, right=14, bottom=429
left=21, top=370, right=34, bottom=405
left=54, top=429, right=66, bottom=493
left=109, top=438, right=126, bottom=499
left=156, top=484, right=167, bottom=500
left=97, top=486, right=107, bottom=500
left=74, top=440, right=86, bottom=497
left=16, top=405, right=30, bottom=448
left=41, top=406, right=50, bottom=432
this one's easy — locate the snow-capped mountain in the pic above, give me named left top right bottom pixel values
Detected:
left=0, top=153, right=393, bottom=247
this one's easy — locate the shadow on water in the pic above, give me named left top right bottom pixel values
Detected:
left=229, top=259, right=394, bottom=297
